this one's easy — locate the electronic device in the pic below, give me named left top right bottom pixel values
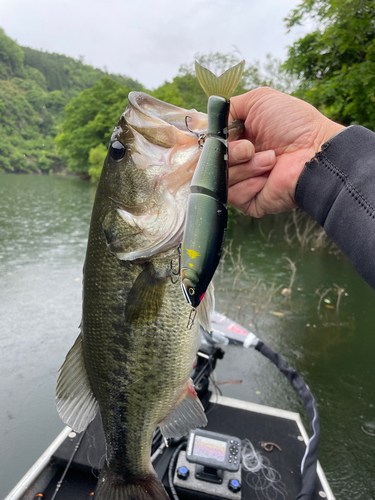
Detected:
left=186, top=429, right=242, bottom=472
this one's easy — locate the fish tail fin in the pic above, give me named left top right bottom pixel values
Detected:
left=94, top=465, right=169, bottom=500
left=195, top=60, right=245, bottom=99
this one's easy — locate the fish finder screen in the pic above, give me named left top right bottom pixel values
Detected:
left=192, top=435, right=227, bottom=462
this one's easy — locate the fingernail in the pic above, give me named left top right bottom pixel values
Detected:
left=232, top=142, right=253, bottom=162
left=253, top=151, right=275, bottom=168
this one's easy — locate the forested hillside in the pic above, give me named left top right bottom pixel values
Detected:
left=0, top=28, right=143, bottom=173
left=0, top=28, right=291, bottom=177
left=3, top=0, right=373, bottom=178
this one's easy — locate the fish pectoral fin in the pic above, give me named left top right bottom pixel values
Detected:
left=125, top=263, right=167, bottom=324
left=197, top=280, right=215, bottom=333
left=159, top=379, right=207, bottom=439
left=56, top=332, right=99, bottom=433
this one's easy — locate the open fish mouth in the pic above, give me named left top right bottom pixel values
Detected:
left=103, top=92, right=243, bottom=261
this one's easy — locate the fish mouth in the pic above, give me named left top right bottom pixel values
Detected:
left=127, top=92, right=208, bottom=135
left=106, top=93, right=243, bottom=261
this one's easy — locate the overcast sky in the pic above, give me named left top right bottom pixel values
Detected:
left=0, top=0, right=308, bottom=89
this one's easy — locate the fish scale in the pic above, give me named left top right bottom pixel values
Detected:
left=82, top=230, right=195, bottom=478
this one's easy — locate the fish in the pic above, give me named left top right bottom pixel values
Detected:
left=56, top=91, right=242, bottom=500
left=181, top=61, right=245, bottom=308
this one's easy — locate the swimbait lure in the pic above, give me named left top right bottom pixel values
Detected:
left=181, top=60, right=245, bottom=310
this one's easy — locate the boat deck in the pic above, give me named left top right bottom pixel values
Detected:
left=15, top=395, right=334, bottom=500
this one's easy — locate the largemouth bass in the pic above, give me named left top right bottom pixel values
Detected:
left=56, top=91, right=242, bottom=500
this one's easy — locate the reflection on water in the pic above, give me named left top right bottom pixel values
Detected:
left=1, top=174, right=374, bottom=499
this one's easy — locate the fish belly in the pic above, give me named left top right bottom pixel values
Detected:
left=82, top=239, right=198, bottom=480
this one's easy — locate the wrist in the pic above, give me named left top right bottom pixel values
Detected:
left=318, top=121, right=345, bottom=152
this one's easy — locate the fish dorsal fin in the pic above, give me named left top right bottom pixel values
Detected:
left=56, top=332, right=99, bottom=432
left=195, top=60, right=245, bottom=99
left=159, top=378, right=207, bottom=438
left=197, top=280, right=215, bottom=333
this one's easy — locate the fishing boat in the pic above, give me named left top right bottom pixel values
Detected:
left=5, top=313, right=335, bottom=500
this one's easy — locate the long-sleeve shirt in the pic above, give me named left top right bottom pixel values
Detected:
left=295, top=125, right=375, bottom=289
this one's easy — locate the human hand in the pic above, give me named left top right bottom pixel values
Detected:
left=227, top=87, right=345, bottom=217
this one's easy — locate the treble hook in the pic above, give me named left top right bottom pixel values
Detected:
left=170, top=244, right=181, bottom=284
left=187, top=308, right=197, bottom=330
left=185, top=115, right=206, bottom=150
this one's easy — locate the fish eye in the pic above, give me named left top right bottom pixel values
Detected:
left=110, top=141, right=126, bottom=161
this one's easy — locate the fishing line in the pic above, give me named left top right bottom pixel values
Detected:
left=241, top=439, right=287, bottom=500
left=84, top=427, right=104, bottom=479
left=205, top=359, right=222, bottom=416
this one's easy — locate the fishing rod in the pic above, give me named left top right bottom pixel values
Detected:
left=49, top=429, right=87, bottom=500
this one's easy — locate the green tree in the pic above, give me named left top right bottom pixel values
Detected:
left=0, top=28, right=144, bottom=173
left=284, top=0, right=375, bottom=129
left=55, top=76, right=131, bottom=173
left=0, top=28, right=24, bottom=79
left=88, top=143, right=108, bottom=183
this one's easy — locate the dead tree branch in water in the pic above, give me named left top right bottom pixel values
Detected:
left=333, top=283, right=345, bottom=315
left=284, top=209, right=339, bottom=253
left=215, top=241, right=282, bottom=332
left=251, top=281, right=283, bottom=332
left=316, top=287, right=332, bottom=317
left=219, top=240, right=249, bottom=289
left=258, top=220, right=274, bottom=244
left=281, top=256, right=297, bottom=298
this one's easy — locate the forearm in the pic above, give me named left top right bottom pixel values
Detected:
left=296, top=125, right=375, bottom=288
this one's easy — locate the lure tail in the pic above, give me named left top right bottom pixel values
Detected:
left=195, top=60, right=245, bottom=99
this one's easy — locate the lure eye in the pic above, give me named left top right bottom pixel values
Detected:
left=110, top=141, right=126, bottom=161
left=188, top=288, right=195, bottom=296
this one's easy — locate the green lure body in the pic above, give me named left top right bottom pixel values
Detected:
left=181, top=61, right=244, bottom=309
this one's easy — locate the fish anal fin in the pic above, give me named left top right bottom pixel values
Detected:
left=159, top=379, right=207, bottom=438
left=125, top=264, right=167, bottom=324
left=56, top=332, right=98, bottom=433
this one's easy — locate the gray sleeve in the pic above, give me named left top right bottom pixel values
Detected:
left=295, top=125, right=375, bottom=289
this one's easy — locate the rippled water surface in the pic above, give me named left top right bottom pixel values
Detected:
left=1, top=174, right=374, bottom=499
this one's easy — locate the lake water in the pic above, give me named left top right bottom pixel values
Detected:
left=0, top=173, right=374, bottom=499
